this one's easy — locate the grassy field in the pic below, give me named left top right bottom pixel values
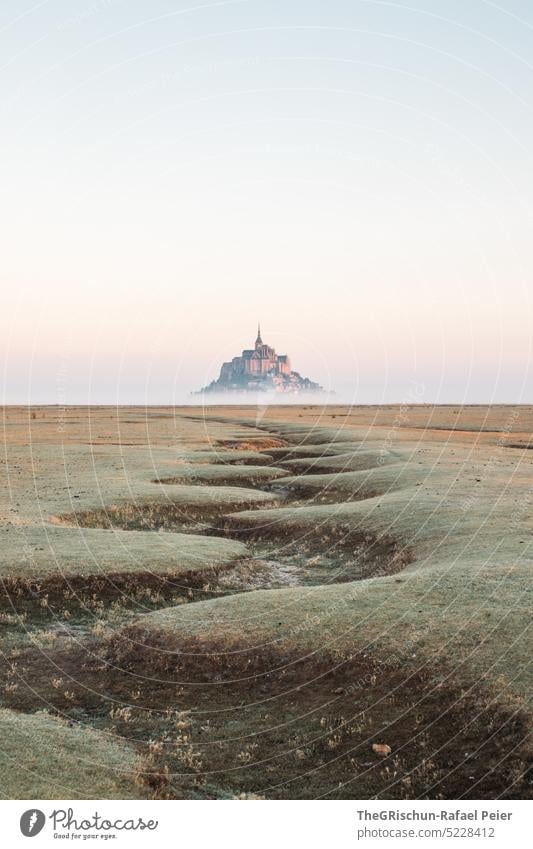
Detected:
left=0, top=404, right=531, bottom=799
left=0, top=709, right=141, bottom=799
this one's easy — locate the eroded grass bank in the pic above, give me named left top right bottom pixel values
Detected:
left=1, top=632, right=530, bottom=800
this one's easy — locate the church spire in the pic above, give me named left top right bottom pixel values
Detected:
left=255, top=322, right=263, bottom=349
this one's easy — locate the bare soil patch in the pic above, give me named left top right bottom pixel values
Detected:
left=217, top=516, right=413, bottom=581
left=2, top=634, right=530, bottom=800
left=0, top=560, right=245, bottom=624
left=54, top=496, right=279, bottom=533
left=216, top=437, right=290, bottom=451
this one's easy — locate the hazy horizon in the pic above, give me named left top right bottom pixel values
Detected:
left=2, top=1, right=532, bottom=405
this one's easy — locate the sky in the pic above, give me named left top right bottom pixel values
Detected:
left=1, top=0, right=532, bottom=404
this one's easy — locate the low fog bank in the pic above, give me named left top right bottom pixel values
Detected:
left=189, top=390, right=338, bottom=407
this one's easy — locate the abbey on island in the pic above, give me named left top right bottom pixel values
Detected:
left=198, top=325, right=323, bottom=395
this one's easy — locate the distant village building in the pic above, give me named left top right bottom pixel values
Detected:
left=198, top=325, right=323, bottom=395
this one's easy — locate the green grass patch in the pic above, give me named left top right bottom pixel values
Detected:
left=0, top=709, right=140, bottom=799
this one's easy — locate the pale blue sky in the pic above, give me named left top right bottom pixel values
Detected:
left=1, top=1, right=532, bottom=403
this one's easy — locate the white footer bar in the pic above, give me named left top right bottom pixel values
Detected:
left=2, top=799, right=531, bottom=848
